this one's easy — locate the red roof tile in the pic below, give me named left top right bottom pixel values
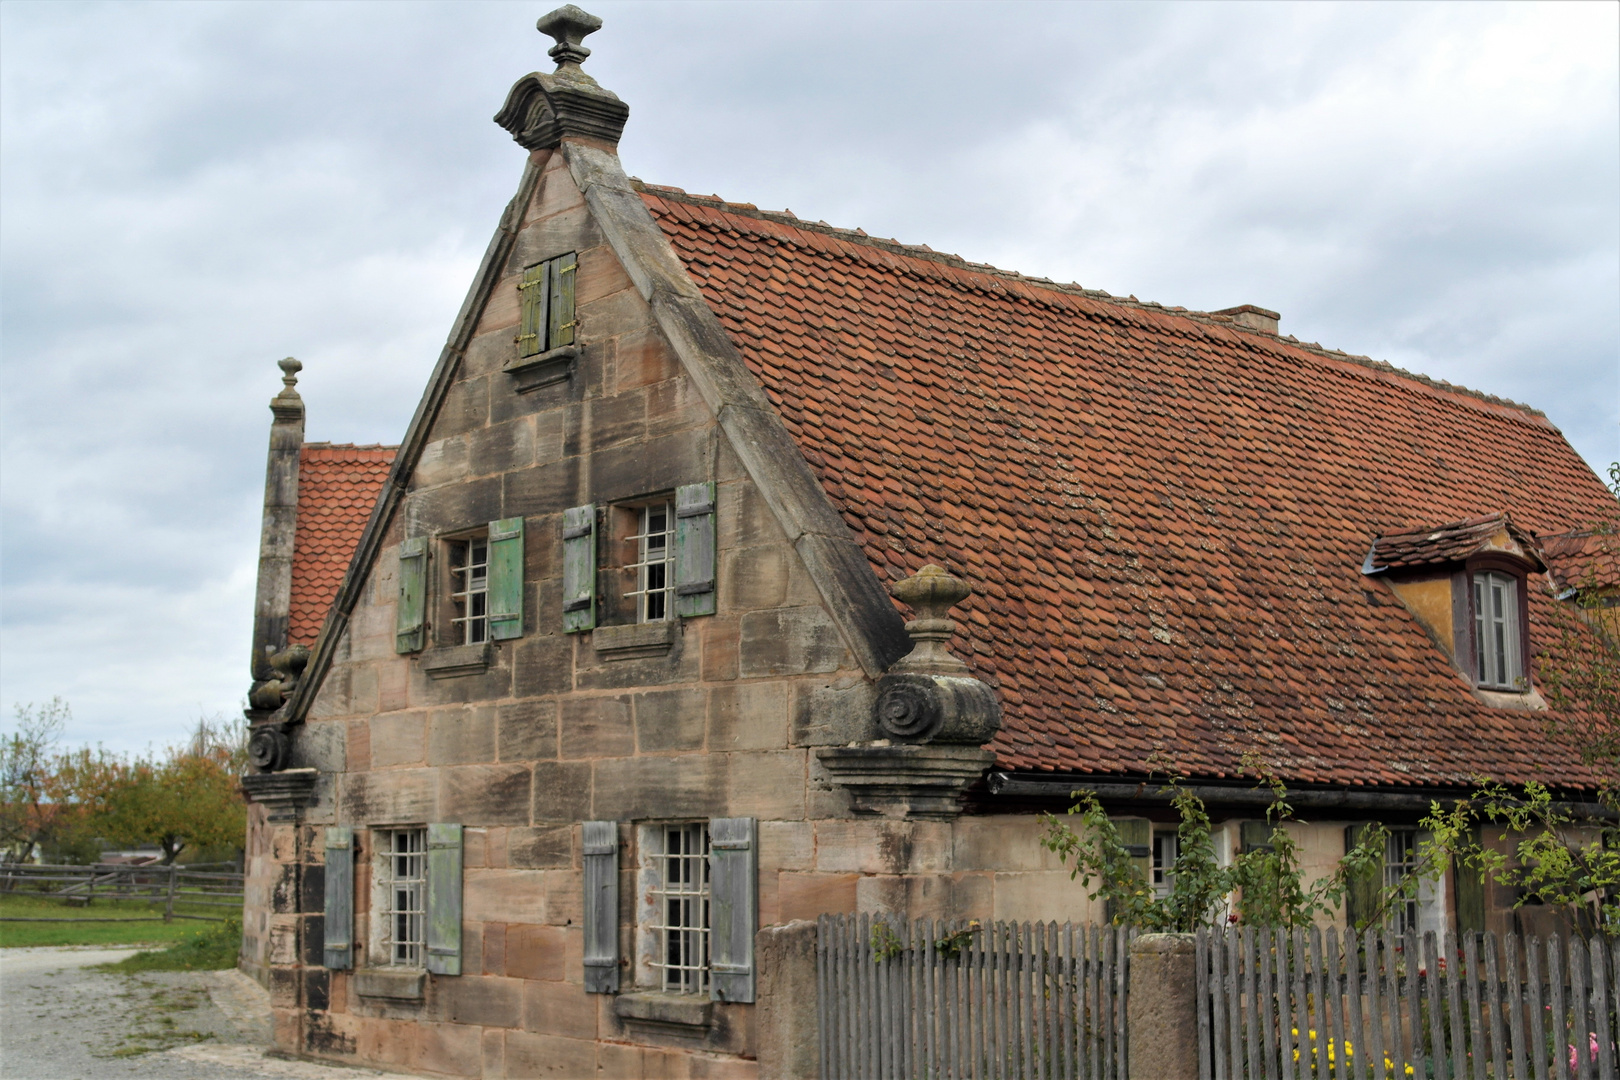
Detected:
left=645, top=187, right=1617, bottom=791
left=290, top=444, right=395, bottom=645
left=1541, top=529, right=1620, bottom=594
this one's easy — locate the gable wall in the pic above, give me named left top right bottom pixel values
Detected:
left=248, top=150, right=1111, bottom=1077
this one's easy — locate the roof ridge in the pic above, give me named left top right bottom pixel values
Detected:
left=300, top=443, right=400, bottom=452
left=632, top=179, right=1549, bottom=424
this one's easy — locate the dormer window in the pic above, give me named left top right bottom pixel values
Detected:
left=1365, top=512, right=1543, bottom=704
left=1472, top=570, right=1523, bottom=689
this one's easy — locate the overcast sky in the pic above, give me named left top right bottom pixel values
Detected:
left=2, top=1, right=1615, bottom=755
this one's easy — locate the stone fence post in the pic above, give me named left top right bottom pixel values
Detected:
left=1128, top=932, right=1198, bottom=1080
left=756, top=920, right=819, bottom=1080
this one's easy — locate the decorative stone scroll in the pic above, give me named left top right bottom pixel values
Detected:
left=816, top=565, right=1002, bottom=819
left=494, top=5, right=629, bottom=151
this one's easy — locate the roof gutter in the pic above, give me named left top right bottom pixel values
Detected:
left=985, top=772, right=1618, bottom=820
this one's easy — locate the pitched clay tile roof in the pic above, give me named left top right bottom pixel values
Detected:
left=643, top=184, right=1618, bottom=792
left=290, top=444, right=395, bottom=645
left=1364, top=513, right=1544, bottom=574
left=1541, top=529, right=1620, bottom=594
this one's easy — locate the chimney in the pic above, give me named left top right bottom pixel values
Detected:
left=248, top=358, right=304, bottom=704
left=494, top=5, right=629, bottom=151
left=1213, top=304, right=1280, bottom=335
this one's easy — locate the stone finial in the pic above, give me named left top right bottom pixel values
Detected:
left=270, top=357, right=304, bottom=423
left=889, top=565, right=971, bottom=675
left=537, top=5, right=603, bottom=69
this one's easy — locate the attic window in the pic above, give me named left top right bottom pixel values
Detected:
left=504, top=252, right=579, bottom=391
left=1472, top=571, right=1523, bottom=689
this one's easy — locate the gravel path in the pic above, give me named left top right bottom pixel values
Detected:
left=0, top=947, right=412, bottom=1080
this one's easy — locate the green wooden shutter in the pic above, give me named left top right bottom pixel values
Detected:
left=425, top=823, right=463, bottom=976
left=323, top=827, right=353, bottom=970
left=395, top=537, right=427, bottom=654
left=1241, top=820, right=1278, bottom=855
left=516, top=261, right=550, bottom=357
left=709, top=817, right=757, bottom=1003
left=582, top=821, right=619, bottom=994
left=549, top=252, right=577, bottom=349
left=487, top=517, right=524, bottom=641
left=674, top=482, right=717, bottom=618
left=1344, top=823, right=1382, bottom=931
left=562, top=504, right=597, bottom=633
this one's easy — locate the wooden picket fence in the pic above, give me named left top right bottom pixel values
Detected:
left=1195, top=926, right=1618, bottom=1080
left=817, top=914, right=1133, bottom=1080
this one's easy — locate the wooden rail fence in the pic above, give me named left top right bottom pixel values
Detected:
left=0, top=862, right=243, bottom=923
left=1195, top=926, right=1618, bottom=1080
left=817, top=914, right=1133, bottom=1080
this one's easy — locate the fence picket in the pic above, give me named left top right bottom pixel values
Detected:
left=1570, top=937, right=1593, bottom=1080
left=1444, top=930, right=1464, bottom=1080
left=1549, top=937, right=1569, bottom=1080
left=1593, top=936, right=1614, bottom=1080
left=1463, top=932, right=1484, bottom=1080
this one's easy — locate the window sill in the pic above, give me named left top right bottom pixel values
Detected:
left=614, top=990, right=712, bottom=1034
left=1472, top=685, right=1546, bottom=711
left=354, top=968, right=425, bottom=1001
left=421, top=642, right=493, bottom=679
left=592, top=620, right=675, bottom=661
left=503, top=345, right=579, bottom=393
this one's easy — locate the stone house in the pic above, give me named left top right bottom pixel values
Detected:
left=236, top=7, right=1617, bottom=1077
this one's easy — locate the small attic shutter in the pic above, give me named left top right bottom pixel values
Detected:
left=1241, top=821, right=1279, bottom=855
left=549, top=252, right=577, bottom=349
left=487, top=517, right=524, bottom=641
left=582, top=820, right=619, bottom=993
left=562, top=505, right=596, bottom=633
left=425, top=823, right=463, bottom=976
left=517, top=261, right=550, bottom=358
left=709, top=817, right=757, bottom=1003
left=395, top=537, right=427, bottom=653
left=1344, top=823, right=1382, bottom=931
left=674, top=482, right=717, bottom=618
left=323, top=827, right=353, bottom=970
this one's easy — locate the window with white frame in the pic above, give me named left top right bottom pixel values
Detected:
left=623, top=502, right=674, bottom=623
left=1472, top=571, right=1522, bottom=689
left=448, top=537, right=490, bottom=645
left=377, top=828, right=427, bottom=967
left=643, top=823, right=710, bottom=994
left=1151, top=831, right=1178, bottom=899
left=1384, top=828, right=1420, bottom=935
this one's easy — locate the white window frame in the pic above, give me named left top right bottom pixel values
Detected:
left=622, top=502, right=675, bottom=623
left=370, top=827, right=427, bottom=968
left=448, top=535, right=490, bottom=645
left=1472, top=570, right=1523, bottom=690
left=1151, top=830, right=1178, bottom=899
left=635, top=822, right=711, bottom=995
left=1384, top=827, right=1447, bottom=937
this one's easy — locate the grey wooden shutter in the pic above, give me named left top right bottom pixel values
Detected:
left=708, top=817, right=757, bottom=1003
left=395, top=537, right=427, bottom=653
left=674, top=482, right=717, bottom=618
left=425, top=823, right=463, bottom=975
left=323, top=827, right=353, bottom=970
left=516, top=261, right=550, bottom=357
left=549, top=252, right=577, bottom=349
left=487, top=517, right=524, bottom=641
left=582, top=821, right=619, bottom=993
left=562, top=505, right=597, bottom=633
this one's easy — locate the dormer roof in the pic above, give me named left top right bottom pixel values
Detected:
left=1363, top=512, right=1545, bottom=575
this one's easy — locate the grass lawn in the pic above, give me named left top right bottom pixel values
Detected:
left=0, top=892, right=238, bottom=949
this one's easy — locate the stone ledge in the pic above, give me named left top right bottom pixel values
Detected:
left=503, top=344, right=579, bottom=393
left=592, top=620, right=675, bottom=660
left=354, top=968, right=425, bottom=1001
left=815, top=744, right=995, bottom=819
left=421, top=642, right=493, bottom=679
left=240, top=768, right=319, bottom=824
left=614, top=990, right=712, bottom=1035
